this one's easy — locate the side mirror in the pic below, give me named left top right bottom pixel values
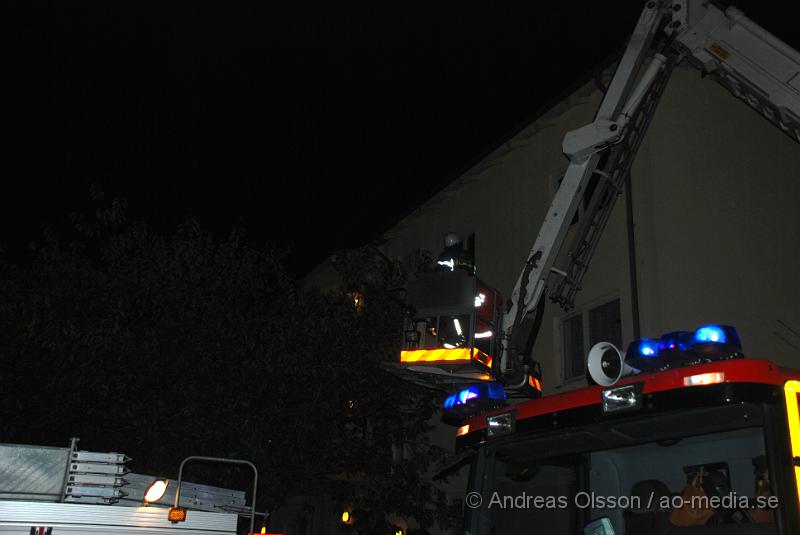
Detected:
left=583, top=517, right=615, bottom=535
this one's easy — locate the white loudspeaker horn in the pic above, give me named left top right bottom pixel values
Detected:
left=587, top=341, right=638, bottom=386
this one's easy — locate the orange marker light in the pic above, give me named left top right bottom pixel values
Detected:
left=167, top=507, right=186, bottom=522
left=456, top=424, right=470, bottom=437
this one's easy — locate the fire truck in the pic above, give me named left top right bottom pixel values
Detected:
left=388, top=1, right=800, bottom=533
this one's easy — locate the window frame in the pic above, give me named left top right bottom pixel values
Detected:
left=558, top=294, right=622, bottom=385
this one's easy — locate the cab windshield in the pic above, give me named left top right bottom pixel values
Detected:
left=467, top=402, right=780, bottom=534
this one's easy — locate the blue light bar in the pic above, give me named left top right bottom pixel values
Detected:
left=658, top=331, right=694, bottom=352
left=443, top=382, right=506, bottom=410
left=693, top=324, right=741, bottom=349
left=617, top=325, right=744, bottom=377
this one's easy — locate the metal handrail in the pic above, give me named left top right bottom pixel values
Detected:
left=172, top=455, right=258, bottom=535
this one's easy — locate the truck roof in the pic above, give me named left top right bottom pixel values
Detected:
left=458, top=358, right=798, bottom=446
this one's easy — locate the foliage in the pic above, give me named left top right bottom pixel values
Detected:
left=315, top=247, right=451, bottom=533
left=0, top=196, right=449, bottom=532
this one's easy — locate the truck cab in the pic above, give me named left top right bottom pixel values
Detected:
left=456, top=355, right=800, bottom=534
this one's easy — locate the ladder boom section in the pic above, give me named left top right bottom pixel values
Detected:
left=499, top=1, right=668, bottom=377
left=675, top=4, right=800, bottom=143
left=552, top=2, right=800, bottom=313
left=501, top=0, right=800, bottom=387
left=551, top=53, right=678, bottom=311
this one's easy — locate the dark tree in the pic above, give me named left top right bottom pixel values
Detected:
left=0, top=196, right=449, bottom=533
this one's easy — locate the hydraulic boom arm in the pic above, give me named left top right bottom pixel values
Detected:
left=500, top=0, right=800, bottom=389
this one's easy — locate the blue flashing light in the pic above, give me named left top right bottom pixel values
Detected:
left=458, top=388, right=479, bottom=404
left=624, top=338, right=662, bottom=371
left=635, top=339, right=660, bottom=358
left=693, top=324, right=741, bottom=349
left=694, top=325, right=726, bottom=343
left=442, top=382, right=506, bottom=410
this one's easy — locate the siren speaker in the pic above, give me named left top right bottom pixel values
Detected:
left=587, top=342, right=637, bottom=386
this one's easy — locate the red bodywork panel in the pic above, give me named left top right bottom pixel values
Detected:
left=464, top=358, right=799, bottom=436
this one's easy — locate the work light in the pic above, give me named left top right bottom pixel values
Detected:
left=144, top=479, right=168, bottom=504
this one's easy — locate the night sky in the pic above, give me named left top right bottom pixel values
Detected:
left=3, top=1, right=794, bottom=276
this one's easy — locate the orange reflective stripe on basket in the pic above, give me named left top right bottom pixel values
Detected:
left=400, top=348, right=472, bottom=363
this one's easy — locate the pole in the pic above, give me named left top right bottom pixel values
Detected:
left=625, top=172, right=641, bottom=340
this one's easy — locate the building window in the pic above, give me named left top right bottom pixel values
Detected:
left=561, top=298, right=621, bottom=381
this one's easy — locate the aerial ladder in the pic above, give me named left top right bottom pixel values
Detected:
left=392, top=0, right=800, bottom=397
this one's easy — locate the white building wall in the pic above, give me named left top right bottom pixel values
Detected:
left=631, top=66, right=800, bottom=364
